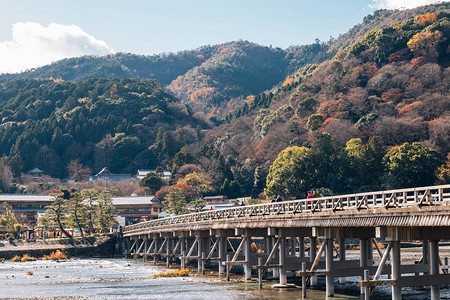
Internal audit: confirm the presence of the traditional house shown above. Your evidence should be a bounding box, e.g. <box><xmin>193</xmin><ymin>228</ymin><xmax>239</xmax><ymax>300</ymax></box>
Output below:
<box><xmin>90</xmin><ymin>167</ymin><xmax>133</xmax><ymax>182</ymax></box>
<box><xmin>0</xmin><ymin>194</ymin><xmax>55</xmax><ymax>230</ymax></box>
<box><xmin>112</xmin><ymin>196</ymin><xmax>163</xmax><ymax>225</ymax></box>
<box><xmin>137</xmin><ymin>169</ymin><xmax>171</xmax><ymax>180</ymax></box>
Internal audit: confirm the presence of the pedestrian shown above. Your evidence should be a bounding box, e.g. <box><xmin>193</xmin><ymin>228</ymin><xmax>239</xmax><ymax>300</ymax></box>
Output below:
<box><xmin>276</xmin><ymin>195</ymin><xmax>282</xmax><ymax>202</ymax></box>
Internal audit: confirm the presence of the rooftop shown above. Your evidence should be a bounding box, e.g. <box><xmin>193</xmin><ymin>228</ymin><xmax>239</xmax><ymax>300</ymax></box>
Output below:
<box><xmin>0</xmin><ymin>194</ymin><xmax>55</xmax><ymax>202</ymax></box>
<box><xmin>112</xmin><ymin>196</ymin><xmax>160</xmax><ymax>206</ymax></box>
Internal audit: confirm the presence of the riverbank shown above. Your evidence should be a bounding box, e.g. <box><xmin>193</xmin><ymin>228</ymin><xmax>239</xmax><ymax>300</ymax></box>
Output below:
<box><xmin>0</xmin><ymin>234</ymin><xmax>117</xmax><ymax>260</ymax></box>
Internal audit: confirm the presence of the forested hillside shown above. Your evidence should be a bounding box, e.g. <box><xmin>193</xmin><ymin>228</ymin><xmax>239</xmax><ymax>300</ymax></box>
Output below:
<box><xmin>0</xmin><ymin>41</ymin><xmax>332</xmax><ymax>117</ymax></box>
<box><xmin>210</xmin><ymin>9</ymin><xmax>450</xmax><ymax>197</ymax></box>
<box><xmin>0</xmin><ymin>78</ymin><xmax>206</xmax><ymax>178</ymax></box>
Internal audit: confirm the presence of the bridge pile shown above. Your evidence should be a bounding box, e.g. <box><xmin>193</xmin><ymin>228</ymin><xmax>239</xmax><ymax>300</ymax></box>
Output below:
<box><xmin>123</xmin><ymin>184</ymin><xmax>450</xmax><ymax>300</ymax></box>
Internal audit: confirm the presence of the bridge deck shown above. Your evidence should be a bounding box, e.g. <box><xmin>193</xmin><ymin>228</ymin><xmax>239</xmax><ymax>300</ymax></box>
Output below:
<box><xmin>124</xmin><ymin>185</ymin><xmax>450</xmax><ymax>236</ymax></box>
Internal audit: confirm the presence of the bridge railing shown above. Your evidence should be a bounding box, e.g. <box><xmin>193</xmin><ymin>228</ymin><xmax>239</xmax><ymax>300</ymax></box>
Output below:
<box><xmin>124</xmin><ymin>184</ymin><xmax>450</xmax><ymax>233</ymax></box>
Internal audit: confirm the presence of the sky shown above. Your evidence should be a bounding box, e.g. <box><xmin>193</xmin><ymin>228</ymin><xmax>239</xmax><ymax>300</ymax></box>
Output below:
<box><xmin>0</xmin><ymin>0</ymin><xmax>445</xmax><ymax>74</ymax></box>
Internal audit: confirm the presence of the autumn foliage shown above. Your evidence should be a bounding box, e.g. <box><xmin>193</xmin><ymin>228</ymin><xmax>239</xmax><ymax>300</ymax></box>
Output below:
<box><xmin>407</xmin><ymin>30</ymin><xmax>443</xmax><ymax>57</ymax></box>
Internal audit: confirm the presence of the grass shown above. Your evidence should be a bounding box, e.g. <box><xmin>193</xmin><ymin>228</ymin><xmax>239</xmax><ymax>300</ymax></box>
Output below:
<box><xmin>42</xmin><ymin>250</ymin><xmax>68</xmax><ymax>261</ymax></box>
<box><xmin>153</xmin><ymin>269</ymin><xmax>189</xmax><ymax>278</ymax></box>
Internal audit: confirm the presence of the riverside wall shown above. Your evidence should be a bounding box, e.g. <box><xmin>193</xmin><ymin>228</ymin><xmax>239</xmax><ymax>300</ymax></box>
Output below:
<box><xmin>0</xmin><ymin>234</ymin><xmax>118</xmax><ymax>260</ymax></box>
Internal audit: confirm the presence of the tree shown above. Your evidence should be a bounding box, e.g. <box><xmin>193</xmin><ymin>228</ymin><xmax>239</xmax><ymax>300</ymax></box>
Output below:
<box><xmin>67</xmin><ymin>190</ymin><xmax>88</xmax><ymax>237</ymax></box>
<box><xmin>177</xmin><ymin>172</ymin><xmax>213</xmax><ymax>198</ymax></box>
<box><xmin>407</xmin><ymin>30</ymin><xmax>444</xmax><ymax>58</ymax></box>
<box><xmin>80</xmin><ymin>189</ymin><xmax>98</xmax><ymax>235</ymax></box>
<box><xmin>40</xmin><ymin>191</ymin><xmax>72</xmax><ymax>238</ymax></box>
<box><xmin>384</xmin><ymin>142</ymin><xmax>444</xmax><ymax>188</ymax></box>
<box><xmin>8</xmin><ymin>154</ymin><xmax>23</xmax><ymax>178</ymax></box>
<box><xmin>67</xmin><ymin>160</ymin><xmax>92</xmax><ymax>181</ymax></box>
<box><xmin>139</xmin><ymin>172</ymin><xmax>163</xmax><ymax>194</ymax></box>
<box><xmin>95</xmin><ymin>191</ymin><xmax>117</xmax><ymax>233</ymax></box>
<box><xmin>163</xmin><ymin>187</ymin><xmax>188</xmax><ymax>215</ymax></box>
<box><xmin>1</xmin><ymin>203</ymin><xmax>21</xmax><ymax>236</ymax></box>
<box><xmin>265</xmin><ymin>146</ymin><xmax>313</xmax><ymax>199</ymax></box>
<box><xmin>307</xmin><ymin>114</ymin><xmax>324</xmax><ymax>131</ymax></box>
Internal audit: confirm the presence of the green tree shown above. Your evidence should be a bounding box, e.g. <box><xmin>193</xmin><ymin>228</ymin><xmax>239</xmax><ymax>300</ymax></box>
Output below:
<box><xmin>8</xmin><ymin>154</ymin><xmax>23</xmax><ymax>178</ymax></box>
<box><xmin>67</xmin><ymin>190</ymin><xmax>88</xmax><ymax>237</ymax></box>
<box><xmin>140</xmin><ymin>172</ymin><xmax>163</xmax><ymax>194</ymax></box>
<box><xmin>384</xmin><ymin>142</ymin><xmax>444</xmax><ymax>188</ymax></box>
<box><xmin>80</xmin><ymin>189</ymin><xmax>98</xmax><ymax>235</ymax></box>
<box><xmin>40</xmin><ymin>191</ymin><xmax>72</xmax><ymax>238</ymax></box>
<box><xmin>163</xmin><ymin>187</ymin><xmax>188</xmax><ymax>215</ymax></box>
<box><xmin>307</xmin><ymin>114</ymin><xmax>324</xmax><ymax>131</ymax></box>
<box><xmin>265</xmin><ymin>146</ymin><xmax>313</xmax><ymax>199</ymax></box>
<box><xmin>95</xmin><ymin>191</ymin><xmax>117</xmax><ymax>233</ymax></box>
<box><xmin>1</xmin><ymin>203</ymin><xmax>21</xmax><ymax>236</ymax></box>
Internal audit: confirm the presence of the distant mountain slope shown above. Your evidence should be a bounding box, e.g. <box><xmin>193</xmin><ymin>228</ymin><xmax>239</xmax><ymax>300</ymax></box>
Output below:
<box><xmin>0</xmin><ymin>41</ymin><xmax>332</xmax><ymax>117</ymax></box>
<box><xmin>0</xmin><ymin>78</ymin><xmax>205</xmax><ymax>177</ymax></box>
<box><xmin>212</xmin><ymin>9</ymin><xmax>450</xmax><ymax>170</ymax></box>
<box><xmin>0</xmin><ymin>47</ymin><xmax>219</xmax><ymax>85</ymax></box>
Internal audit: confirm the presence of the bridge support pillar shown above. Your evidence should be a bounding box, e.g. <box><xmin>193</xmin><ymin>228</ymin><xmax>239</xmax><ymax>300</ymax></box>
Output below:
<box><xmin>360</xmin><ymin>239</ymin><xmax>369</xmax><ymax>295</ymax></box>
<box><xmin>279</xmin><ymin>236</ymin><xmax>287</xmax><ymax>285</ymax></box>
<box><xmin>423</xmin><ymin>240</ymin><xmax>430</xmax><ymax>275</ymax></box>
<box><xmin>310</xmin><ymin>237</ymin><xmax>317</xmax><ymax>286</ymax></box>
<box><xmin>143</xmin><ymin>237</ymin><xmax>148</xmax><ymax>262</ymax></box>
<box><xmin>198</xmin><ymin>237</ymin><xmax>204</xmax><ymax>273</ymax></box>
<box><xmin>299</xmin><ymin>237</ymin><xmax>305</xmax><ymax>258</ymax></box>
<box><xmin>272</xmin><ymin>237</ymin><xmax>279</xmax><ymax>278</ymax></box>
<box><xmin>392</xmin><ymin>240</ymin><xmax>402</xmax><ymax>300</ymax></box>
<box><xmin>326</xmin><ymin>238</ymin><xmax>334</xmax><ymax>297</ymax></box>
<box><xmin>218</xmin><ymin>235</ymin><xmax>226</xmax><ymax>275</ymax></box>
<box><xmin>430</xmin><ymin>240</ymin><xmax>440</xmax><ymax>300</ymax></box>
<box><xmin>339</xmin><ymin>238</ymin><xmax>346</xmax><ymax>284</ymax></box>
<box><xmin>244</xmin><ymin>234</ymin><xmax>252</xmax><ymax>280</ymax></box>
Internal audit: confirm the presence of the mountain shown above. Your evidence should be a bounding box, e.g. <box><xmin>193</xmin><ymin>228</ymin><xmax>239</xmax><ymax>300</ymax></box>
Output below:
<box><xmin>210</xmin><ymin>8</ymin><xmax>450</xmax><ymax>189</ymax></box>
<box><xmin>0</xmin><ymin>41</ymin><xmax>332</xmax><ymax>117</ymax></box>
<box><xmin>0</xmin><ymin>78</ymin><xmax>206</xmax><ymax>178</ymax></box>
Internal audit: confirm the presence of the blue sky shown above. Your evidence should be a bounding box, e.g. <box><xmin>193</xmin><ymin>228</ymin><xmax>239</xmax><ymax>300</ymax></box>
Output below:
<box><xmin>0</xmin><ymin>0</ymin><xmax>443</xmax><ymax>73</ymax></box>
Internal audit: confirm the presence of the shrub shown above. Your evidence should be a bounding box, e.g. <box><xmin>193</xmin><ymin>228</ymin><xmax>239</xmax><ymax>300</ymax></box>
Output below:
<box><xmin>20</xmin><ymin>254</ymin><xmax>36</xmax><ymax>262</ymax></box>
<box><xmin>42</xmin><ymin>250</ymin><xmax>68</xmax><ymax>261</ymax></box>
<box><xmin>153</xmin><ymin>269</ymin><xmax>189</xmax><ymax>278</ymax></box>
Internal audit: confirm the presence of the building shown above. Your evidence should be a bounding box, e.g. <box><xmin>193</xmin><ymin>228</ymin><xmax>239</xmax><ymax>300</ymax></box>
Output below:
<box><xmin>0</xmin><ymin>194</ymin><xmax>55</xmax><ymax>230</ymax></box>
<box><xmin>137</xmin><ymin>169</ymin><xmax>171</xmax><ymax>180</ymax></box>
<box><xmin>203</xmin><ymin>195</ymin><xmax>228</xmax><ymax>203</ymax></box>
<box><xmin>112</xmin><ymin>196</ymin><xmax>164</xmax><ymax>225</ymax></box>
<box><xmin>90</xmin><ymin>167</ymin><xmax>133</xmax><ymax>182</ymax></box>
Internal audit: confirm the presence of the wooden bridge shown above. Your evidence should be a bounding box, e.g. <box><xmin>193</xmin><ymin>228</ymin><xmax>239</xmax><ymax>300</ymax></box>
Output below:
<box><xmin>123</xmin><ymin>184</ymin><xmax>450</xmax><ymax>299</ymax></box>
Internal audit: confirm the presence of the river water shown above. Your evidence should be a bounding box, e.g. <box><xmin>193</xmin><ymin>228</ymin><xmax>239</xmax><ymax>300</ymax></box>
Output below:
<box><xmin>0</xmin><ymin>258</ymin><xmax>448</xmax><ymax>299</ymax></box>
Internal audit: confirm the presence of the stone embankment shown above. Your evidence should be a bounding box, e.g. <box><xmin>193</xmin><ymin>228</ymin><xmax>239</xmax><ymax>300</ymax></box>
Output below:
<box><xmin>0</xmin><ymin>234</ymin><xmax>119</xmax><ymax>259</ymax></box>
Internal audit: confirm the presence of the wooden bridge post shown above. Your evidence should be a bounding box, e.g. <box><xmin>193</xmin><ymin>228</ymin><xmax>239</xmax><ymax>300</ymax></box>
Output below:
<box><xmin>430</xmin><ymin>240</ymin><xmax>440</xmax><ymax>300</ymax></box>
<box><xmin>143</xmin><ymin>237</ymin><xmax>148</xmax><ymax>262</ymax></box>
<box><xmin>360</xmin><ymin>239</ymin><xmax>369</xmax><ymax>295</ymax></box>
<box><xmin>310</xmin><ymin>236</ymin><xmax>317</xmax><ymax>286</ymax></box>
<box><xmin>279</xmin><ymin>235</ymin><xmax>287</xmax><ymax>286</ymax></box>
<box><xmin>299</xmin><ymin>237</ymin><xmax>305</xmax><ymax>258</ymax></box>
<box><xmin>326</xmin><ymin>238</ymin><xmax>334</xmax><ymax>297</ymax></box>
<box><xmin>166</xmin><ymin>236</ymin><xmax>170</xmax><ymax>268</ymax></box>
<box><xmin>153</xmin><ymin>237</ymin><xmax>159</xmax><ymax>265</ymax></box>
<box><xmin>423</xmin><ymin>240</ymin><xmax>430</xmax><ymax>275</ymax></box>
<box><xmin>218</xmin><ymin>234</ymin><xmax>226</xmax><ymax>275</ymax></box>
<box><xmin>243</xmin><ymin>231</ymin><xmax>252</xmax><ymax>280</ymax></box>
<box><xmin>392</xmin><ymin>240</ymin><xmax>402</xmax><ymax>300</ymax></box>
<box><xmin>198</xmin><ymin>237</ymin><xmax>204</xmax><ymax>273</ymax></box>
<box><xmin>339</xmin><ymin>238</ymin><xmax>346</xmax><ymax>284</ymax></box>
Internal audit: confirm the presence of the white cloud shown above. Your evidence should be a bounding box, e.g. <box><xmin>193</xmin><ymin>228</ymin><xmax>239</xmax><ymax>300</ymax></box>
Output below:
<box><xmin>0</xmin><ymin>22</ymin><xmax>114</xmax><ymax>74</ymax></box>
<box><xmin>371</xmin><ymin>0</ymin><xmax>443</xmax><ymax>9</ymax></box>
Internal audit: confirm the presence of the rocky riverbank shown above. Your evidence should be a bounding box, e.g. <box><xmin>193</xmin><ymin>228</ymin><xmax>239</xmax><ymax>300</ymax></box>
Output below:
<box><xmin>0</xmin><ymin>234</ymin><xmax>118</xmax><ymax>260</ymax></box>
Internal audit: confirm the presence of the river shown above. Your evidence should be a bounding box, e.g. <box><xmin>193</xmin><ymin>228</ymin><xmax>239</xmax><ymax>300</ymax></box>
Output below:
<box><xmin>0</xmin><ymin>258</ymin><xmax>447</xmax><ymax>299</ymax></box>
